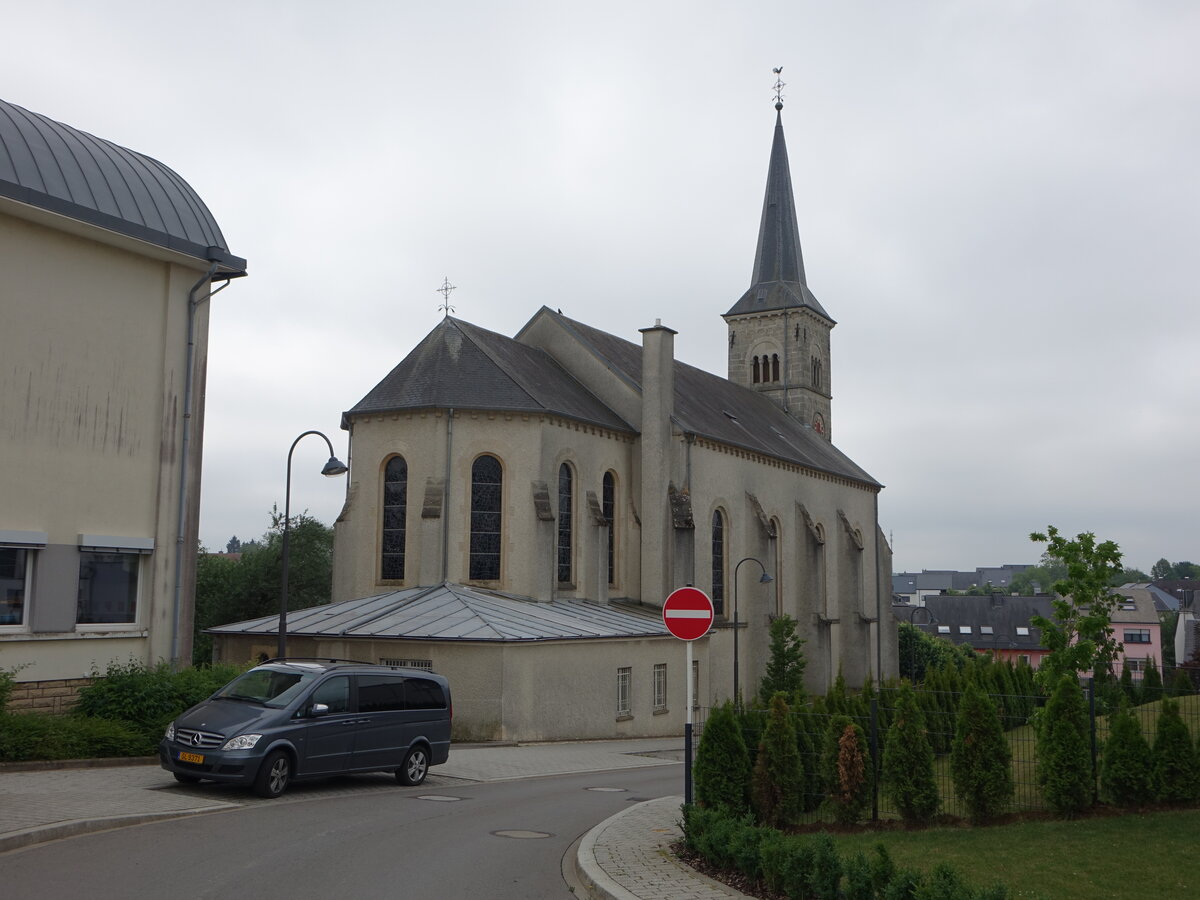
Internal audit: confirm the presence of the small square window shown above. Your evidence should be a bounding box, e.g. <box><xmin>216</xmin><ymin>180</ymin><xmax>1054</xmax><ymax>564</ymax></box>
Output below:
<box><xmin>1016</xmin><ymin>626</ymin><xmax>1030</xmax><ymax>636</ymax></box>
<box><xmin>77</xmin><ymin>551</ymin><xmax>139</xmax><ymax>624</ymax></box>
<box><xmin>959</xmin><ymin>626</ymin><xmax>972</xmax><ymax>635</ymax></box>
<box><xmin>980</xmin><ymin>625</ymin><xmax>994</xmax><ymax>635</ymax></box>
<box><xmin>937</xmin><ymin>625</ymin><xmax>950</xmax><ymax>634</ymax></box>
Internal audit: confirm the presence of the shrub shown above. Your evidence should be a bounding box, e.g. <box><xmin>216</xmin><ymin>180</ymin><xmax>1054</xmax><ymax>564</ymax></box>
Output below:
<box><xmin>883</xmin><ymin>868</ymin><xmax>922</xmax><ymax>900</ymax></box>
<box><xmin>694</xmin><ymin>701</ymin><xmax>752</xmax><ymax>815</ymax></box>
<box><xmin>823</xmin><ymin>716</ymin><xmax>872</xmax><ymax>825</ymax></box>
<box><xmin>950</xmin><ymin>680</ymin><xmax>1013</xmax><ymax>823</ymax></box>
<box><xmin>807</xmin><ymin>832</ymin><xmax>843</xmax><ymax>900</ymax></box>
<box><xmin>1100</xmin><ymin>701</ymin><xmax>1152</xmax><ymax>807</ymax></box>
<box><xmin>757</xmin><ymin>829</ymin><xmax>794</xmax><ymax>895</ymax></box>
<box><xmin>1037</xmin><ymin>675</ymin><xmax>1093</xmax><ymax>816</ymax></box>
<box><xmin>1141</xmin><ymin>658</ymin><xmax>1163</xmax><ymax>704</ymax></box>
<box><xmin>751</xmin><ymin>693</ymin><xmax>804</xmax><ymax>827</ymax></box>
<box><xmin>843</xmin><ymin>851</ymin><xmax>873</xmax><ymax>900</ymax></box>
<box><xmin>0</xmin><ymin>712</ymin><xmax>147</xmax><ymax>760</ymax></box>
<box><xmin>1167</xmin><ymin>666</ymin><xmax>1194</xmax><ymax>697</ymax></box>
<box><xmin>882</xmin><ymin>682</ymin><xmax>940</xmax><ymax>823</ymax></box>
<box><xmin>1152</xmin><ymin>696</ymin><xmax>1200</xmax><ymax>804</ymax></box>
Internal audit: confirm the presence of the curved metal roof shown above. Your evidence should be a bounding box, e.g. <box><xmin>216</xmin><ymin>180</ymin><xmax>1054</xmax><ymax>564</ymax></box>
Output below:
<box><xmin>0</xmin><ymin>98</ymin><xmax>245</xmax><ymax>273</ymax></box>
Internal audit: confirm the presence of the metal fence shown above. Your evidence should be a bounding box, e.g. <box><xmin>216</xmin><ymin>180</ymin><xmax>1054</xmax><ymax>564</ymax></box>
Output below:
<box><xmin>691</xmin><ymin>681</ymin><xmax>1200</xmax><ymax>823</ymax></box>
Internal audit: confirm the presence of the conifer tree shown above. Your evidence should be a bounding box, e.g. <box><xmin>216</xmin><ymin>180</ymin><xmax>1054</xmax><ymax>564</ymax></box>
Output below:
<box><xmin>1167</xmin><ymin>666</ymin><xmax>1193</xmax><ymax>697</ymax></box>
<box><xmin>1100</xmin><ymin>701</ymin><xmax>1153</xmax><ymax>807</ymax></box>
<box><xmin>1151</xmin><ymin>696</ymin><xmax>1200</xmax><ymax>804</ymax></box>
<box><xmin>751</xmin><ymin>693</ymin><xmax>804</xmax><ymax>827</ymax></box>
<box><xmin>1119</xmin><ymin>664</ymin><xmax>1138</xmax><ymax>706</ymax></box>
<box><xmin>950</xmin><ymin>680</ymin><xmax>1014</xmax><ymax>823</ymax></box>
<box><xmin>1141</xmin><ymin>658</ymin><xmax>1163</xmax><ymax>704</ymax></box>
<box><xmin>1037</xmin><ymin>674</ymin><xmax>1093</xmax><ymax>816</ymax></box>
<box><xmin>693</xmin><ymin>701</ymin><xmax>751</xmax><ymax>814</ymax></box>
<box><xmin>758</xmin><ymin>615</ymin><xmax>807</xmax><ymax>705</ymax></box>
<box><xmin>881</xmin><ymin>682</ymin><xmax>939</xmax><ymax>823</ymax></box>
<box><xmin>822</xmin><ymin>715</ymin><xmax>872</xmax><ymax>825</ymax></box>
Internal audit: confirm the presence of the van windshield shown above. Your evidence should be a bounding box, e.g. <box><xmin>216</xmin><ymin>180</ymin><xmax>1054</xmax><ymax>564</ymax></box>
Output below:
<box><xmin>215</xmin><ymin>668</ymin><xmax>316</xmax><ymax>708</ymax></box>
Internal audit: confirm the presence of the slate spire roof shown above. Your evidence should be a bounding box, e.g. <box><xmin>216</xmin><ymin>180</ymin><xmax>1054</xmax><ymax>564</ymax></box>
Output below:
<box><xmin>724</xmin><ymin>108</ymin><xmax>830</xmax><ymax>322</ymax></box>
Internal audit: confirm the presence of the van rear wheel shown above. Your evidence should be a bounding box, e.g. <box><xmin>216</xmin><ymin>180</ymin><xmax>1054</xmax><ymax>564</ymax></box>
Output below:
<box><xmin>253</xmin><ymin>750</ymin><xmax>291</xmax><ymax>798</ymax></box>
<box><xmin>397</xmin><ymin>746</ymin><xmax>429</xmax><ymax>786</ymax></box>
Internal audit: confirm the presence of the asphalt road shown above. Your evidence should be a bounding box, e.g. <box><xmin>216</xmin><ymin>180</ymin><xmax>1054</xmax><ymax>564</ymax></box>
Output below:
<box><xmin>2</xmin><ymin>765</ymin><xmax>681</xmax><ymax>899</ymax></box>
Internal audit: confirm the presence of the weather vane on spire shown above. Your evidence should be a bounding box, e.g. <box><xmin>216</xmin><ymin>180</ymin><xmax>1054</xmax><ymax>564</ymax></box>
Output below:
<box><xmin>772</xmin><ymin>67</ymin><xmax>785</xmax><ymax>111</ymax></box>
<box><xmin>436</xmin><ymin>276</ymin><xmax>457</xmax><ymax>317</ymax></box>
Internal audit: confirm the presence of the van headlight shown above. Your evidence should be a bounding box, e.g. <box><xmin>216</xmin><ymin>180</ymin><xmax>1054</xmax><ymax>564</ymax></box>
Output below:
<box><xmin>164</xmin><ymin>722</ymin><xmax>175</xmax><ymax>741</ymax></box>
<box><xmin>222</xmin><ymin>734</ymin><xmax>263</xmax><ymax>751</ymax></box>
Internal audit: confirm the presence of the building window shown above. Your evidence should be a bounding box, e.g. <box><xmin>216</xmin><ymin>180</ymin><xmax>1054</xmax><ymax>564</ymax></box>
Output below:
<box><xmin>381</xmin><ymin>455</ymin><xmax>407</xmax><ymax>580</ymax></box>
<box><xmin>811</xmin><ymin>357</ymin><xmax>822</xmax><ymax>389</ymax></box>
<box><xmin>653</xmin><ymin>663</ymin><xmax>667</xmax><ymax>712</ymax></box>
<box><xmin>752</xmin><ymin>356</ymin><xmax>761</xmax><ymax>384</ymax></box>
<box><xmin>1019</xmin><ymin>654</ymin><xmax>1031</xmax><ymax>666</ymax></box>
<box><xmin>603</xmin><ymin>472</ymin><xmax>616</xmax><ymax>586</ymax></box>
<box><xmin>557</xmin><ymin>462</ymin><xmax>574</xmax><ymax>584</ymax></box>
<box><xmin>77</xmin><ymin>551</ymin><xmax>139</xmax><ymax>624</ymax></box>
<box><xmin>0</xmin><ymin>547</ymin><xmax>30</xmax><ymax>626</ymax></box>
<box><xmin>711</xmin><ymin>509</ymin><xmax>726</xmax><ymax>616</ymax></box>
<box><xmin>617</xmin><ymin>667</ymin><xmax>631</xmax><ymax>717</ymax></box>
<box><xmin>980</xmin><ymin>625</ymin><xmax>994</xmax><ymax>635</ymax></box>
<box><xmin>469</xmin><ymin>455</ymin><xmax>503</xmax><ymax>580</ymax></box>
<box><xmin>959</xmin><ymin>626</ymin><xmax>972</xmax><ymax>635</ymax></box>
<box><xmin>937</xmin><ymin>625</ymin><xmax>950</xmax><ymax>634</ymax></box>
<box><xmin>1125</xmin><ymin>658</ymin><xmax>1146</xmax><ymax>673</ymax></box>
<box><xmin>771</xmin><ymin>353</ymin><xmax>780</xmax><ymax>382</ymax></box>
<box><xmin>379</xmin><ymin>658</ymin><xmax>433</xmax><ymax>671</ymax></box>
<box><xmin>1124</xmin><ymin>629</ymin><xmax>1151</xmax><ymax>644</ymax></box>
<box><xmin>1016</xmin><ymin>626</ymin><xmax>1030</xmax><ymax>636</ymax></box>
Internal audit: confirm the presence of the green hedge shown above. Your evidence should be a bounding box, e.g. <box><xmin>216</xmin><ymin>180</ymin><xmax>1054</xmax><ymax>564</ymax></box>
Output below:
<box><xmin>0</xmin><ymin>713</ymin><xmax>147</xmax><ymax>761</ymax></box>
<box><xmin>681</xmin><ymin>804</ymin><xmax>1009</xmax><ymax>900</ymax></box>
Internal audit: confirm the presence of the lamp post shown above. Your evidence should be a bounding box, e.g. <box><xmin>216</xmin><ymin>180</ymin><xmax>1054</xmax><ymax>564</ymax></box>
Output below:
<box><xmin>278</xmin><ymin>430</ymin><xmax>348</xmax><ymax>659</ymax></box>
<box><xmin>732</xmin><ymin>556</ymin><xmax>773</xmax><ymax>707</ymax></box>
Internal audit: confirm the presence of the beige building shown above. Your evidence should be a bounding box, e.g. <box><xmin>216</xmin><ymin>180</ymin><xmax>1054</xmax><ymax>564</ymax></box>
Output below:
<box><xmin>212</xmin><ymin>105</ymin><xmax>894</xmax><ymax>740</ymax></box>
<box><xmin>0</xmin><ymin>98</ymin><xmax>246</xmax><ymax>707</ymax></box>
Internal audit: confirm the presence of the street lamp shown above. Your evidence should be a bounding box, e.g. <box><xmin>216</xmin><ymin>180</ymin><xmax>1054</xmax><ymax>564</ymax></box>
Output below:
<box><xmin>732</xmin><ymin>556</ymin><xmax>773</xmax><ymax>707</ymax></box>
<box><xmin>278</xmin><ymin>430</ymin><xmax>348</xmax><ymax>659</ymax></box>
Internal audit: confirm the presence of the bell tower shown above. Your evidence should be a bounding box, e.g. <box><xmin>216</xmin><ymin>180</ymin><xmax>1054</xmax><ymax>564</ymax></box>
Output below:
<box><xmin>723</xmin><ymin>77</ymin><xmax>835</xmax><ymax>440</ymax></box>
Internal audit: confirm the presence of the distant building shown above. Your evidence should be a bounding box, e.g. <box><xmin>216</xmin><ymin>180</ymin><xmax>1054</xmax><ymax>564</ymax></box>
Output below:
<box><xmin>0</xmin><ymin>98</ymin><xmax>245</xmax><ymax>709</ymax></box>
<box><xmin>212</xmin><ymin>102</ymin><xmax>897</xmax><ymax>741</ymax></box>
<box><xmin>892</xmin><ymin>564</ymin><xmax>1033</xmax><ymax>605</ymax></box>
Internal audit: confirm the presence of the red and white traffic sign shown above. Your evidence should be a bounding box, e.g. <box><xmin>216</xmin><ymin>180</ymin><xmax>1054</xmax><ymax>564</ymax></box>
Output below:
<box><xmin>662</xmin><ymin>587</ymin><xmax>715</xmax><ymax>641</ymax></box>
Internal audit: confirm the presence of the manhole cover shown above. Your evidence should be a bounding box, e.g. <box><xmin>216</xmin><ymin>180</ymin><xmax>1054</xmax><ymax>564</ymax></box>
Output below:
<box><xmin>586</xmin><ymin>787</ymin><xmax>627</xmax><ymax>792</ymax></box>
<box><xmin>493</xmin><ymin>830</ymin><xmax>552</xmax><ymax>839</ymax></box>
<box><xmin>416</xmin><ymin>795</ymin><xmax>464</xmax><ymax>802</ymax></box>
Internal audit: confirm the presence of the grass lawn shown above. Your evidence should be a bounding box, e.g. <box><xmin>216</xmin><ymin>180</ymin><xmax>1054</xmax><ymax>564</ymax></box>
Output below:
<box><xmin>826</xmin><ymin>807</ymin><xmax>1200</xmax><ymax>899</ymax></box>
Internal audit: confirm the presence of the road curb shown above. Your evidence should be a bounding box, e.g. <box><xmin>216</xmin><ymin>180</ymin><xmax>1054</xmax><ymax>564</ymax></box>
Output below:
<box><xmin>575</xmin><ymin>799</ymin><xmax>648</xmax><ymax>900</ymax></box>
<box><xmin>0</xmin><ymin>804</ymin><xmax>237</xmax><ymax>855</ymax></box>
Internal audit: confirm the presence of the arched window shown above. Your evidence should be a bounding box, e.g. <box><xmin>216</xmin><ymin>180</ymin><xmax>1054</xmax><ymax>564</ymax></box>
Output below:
<box><xmin>711</xmin><ymin>509</ymin><xmax>726</xmax><ymax>616</ymax></box>
<box><xmin>557</xmin><ymin>462</ymin><xmax>574</xmax><ymax>584</ymax></box>
<box><xmin>469</xmin><ymin>455</ymin><xmax>503</xmax><ymax>580</ymax></box>
<box><xmin>771</xmin><ymin>353</ymin><xmax>780</xmax><ymax>382</ymax></box>
<box><xmin>752</xmin><ymin>356</ymin><xmax>761</xmax><ymax>384</ymax></box>
<box><xmin>381</xmin><ymin>455</ymin><xmax>407</xmax><ymax>580</ymax></box>
<box><xmin>603</xmin><ymin>471</ymin><xmax>616</xmax><ymax>586</ymax></box>
<box><xmin>812</xmin><ymin>357</ymin><xmax>822</xmax><ymax>389</ymax></box>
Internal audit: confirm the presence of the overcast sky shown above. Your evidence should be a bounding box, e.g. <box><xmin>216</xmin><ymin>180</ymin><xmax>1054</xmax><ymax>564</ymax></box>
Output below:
<box><xmin>6</xmin><ymin>2</ymin><xmax>1197</xmax><ymax>574</ymax></box>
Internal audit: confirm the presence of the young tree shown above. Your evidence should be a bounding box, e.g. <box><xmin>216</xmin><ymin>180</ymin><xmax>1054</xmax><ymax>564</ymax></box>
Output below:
<box><xmin>758</xmin><ymin>615</ymin><xmax>807</xmax><ymax>705</ymax></box>
<box><xmin>693</xmin><ymin>701</ymin><xmax>752</xmax><ymax>814</ymax></box>
<box><xmin>1119</xmin><ymin>663</ymin><xmax>1139</xmax><ymax>706</ymax></box>
<box><xmin>1037</xmin><ymin>675</ymin><xmax>1093</xmax><ymax>816</ymax></box>
<box><xmin>751</xmin><ymin>693</ymin><xmax>804</xmax><ymax>827</ymax></box>
<box><xmin>1151</xmin><ymin>697</ymin><xmax>1200</xmax><ymax>805</ymax></box>
<box><xmin>1029</xmin><ymin>526</ymin><xmax>1126</xmax><ymax>690</ymax></box>
<box><xmin>1141</xmin><ymin>658</ymin><xmax>1163</xmax><ymax>704</ymax></box>
<box><xmin>950</xmin><ymin>680</ymin><xmax>1014</xmax><ymax>823</ymax></box>
<box><xmin>881</xmin><ymin>682</ymin><xmax>939</xmax><ymax>824</ymax></box>
<box><xmin>822</xmin><ymin>716</ymin><xmax>872</xmax><ymax>825</ymax></box>
<box><xmin>1100</xmin><ymin>701</ymin><xmax>1152</xmax><ymax>807</ymax></box>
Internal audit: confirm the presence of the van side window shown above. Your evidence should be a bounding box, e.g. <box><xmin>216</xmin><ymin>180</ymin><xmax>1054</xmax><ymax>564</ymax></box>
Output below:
<box><xmin>405</xmin><ymin>678</ymin><xmax>446</xmax><ymax>710</ymax></box>
<box><xmin>358</xmin><ymin>675</ymin><xmax>406</xmax><ymax>712</ymax></box>
<box><xmin>311</xmin><ymin>675</ymin><xmax>350</xmax><ymax>713</ymax></box>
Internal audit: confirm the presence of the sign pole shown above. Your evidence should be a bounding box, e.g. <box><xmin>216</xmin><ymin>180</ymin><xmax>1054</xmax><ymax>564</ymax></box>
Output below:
<box><xmin>663</xmin><ymin>586</ymin><xmax>713</xmax><ymax>808</ymax></box>
<box><xmin>684</xmin><ymin>638</ymin><xmax>694</xmax><ymax>806</ymax></box>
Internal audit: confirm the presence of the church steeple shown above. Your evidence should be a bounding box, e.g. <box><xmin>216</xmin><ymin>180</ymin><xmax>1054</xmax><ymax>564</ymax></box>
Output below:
<box><xmin>724</xmin><ymin>77</ymin><xmax>835</xmax><ymax>440</ymax></box>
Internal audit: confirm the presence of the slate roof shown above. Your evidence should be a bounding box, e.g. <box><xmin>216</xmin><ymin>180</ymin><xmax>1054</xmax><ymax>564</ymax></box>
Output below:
<box><xmin>915</xmin><ymin>595</ymin><xmax>1054</xmax><ymax>653</ymax></box>
<box><xmin>724</xmin><ymin>109</ymin><xmax>830</xmax><ymax>321</ymax></box>
<box><xmin>547</xmin><ymin>311</ymin><xmax>880</xmax><ymax>488</ymax></box>
<box><xmin>208</xmin><ymin>581</ymin><xmax>671</xmax><ymax>642</ymax></box>
<box><xmin>0</xmin><ymin>98</ymin><xmax>245</xmax><ymax>273</ymax></box>
<box><xmin>345</xmin><ymin>317</ymin><xmax>633</xmax><ymax>433</ymax></box>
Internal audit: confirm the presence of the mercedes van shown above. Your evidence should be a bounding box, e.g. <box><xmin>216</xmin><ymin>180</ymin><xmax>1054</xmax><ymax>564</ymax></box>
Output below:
<box><xmin>159</xmin><ymin>659</ymin><xmax>451</xmax><ymax>798</ymax></box>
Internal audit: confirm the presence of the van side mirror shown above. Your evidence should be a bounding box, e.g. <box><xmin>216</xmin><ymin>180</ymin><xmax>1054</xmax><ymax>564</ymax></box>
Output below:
<box><xmin>309</xmin><ymin>702</ymin><xmax>331</xmax><ymax>718</ymax></box>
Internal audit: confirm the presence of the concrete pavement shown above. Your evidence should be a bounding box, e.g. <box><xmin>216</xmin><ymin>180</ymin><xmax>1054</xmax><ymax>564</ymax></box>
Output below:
<box><xmin>0</xmin><ymin>739</ymin><xmax>746</xmax><ymax>899</ymax></box>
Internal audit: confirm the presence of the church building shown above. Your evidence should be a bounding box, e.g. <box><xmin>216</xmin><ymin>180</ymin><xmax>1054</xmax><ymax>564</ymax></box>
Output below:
<box><xmin>211</xmin><ymin>103</ymin><xmax>895</xmax><ymax>741</ymax></box>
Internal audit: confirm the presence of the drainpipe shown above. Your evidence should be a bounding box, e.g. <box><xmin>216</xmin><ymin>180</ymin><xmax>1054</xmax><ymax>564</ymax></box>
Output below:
<box><xmin>874</xmin><ymin>491</ymin><xmax>883</xmax><ymax>687</ymax></box>
<box><xmin>442</xmin><ymin>409</ymin><xmax>454</xmax><ymax>582</ymax></box>
<box><xmin>171</xmin><ymin>260</ymin><xmax>233</xmax><ymax>667</ymax></box>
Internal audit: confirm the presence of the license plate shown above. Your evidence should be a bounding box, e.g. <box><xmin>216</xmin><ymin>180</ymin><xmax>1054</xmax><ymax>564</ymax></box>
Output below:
<box><xmin>178</xmin><ymin>751</ymin><xmax>204</xmax><ymax>765</ymax></box>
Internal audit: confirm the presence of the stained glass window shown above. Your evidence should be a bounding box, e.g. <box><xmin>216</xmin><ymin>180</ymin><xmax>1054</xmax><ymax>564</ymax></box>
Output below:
<box><xmin>603</xmin><ymin>471</ymin><xmax>616</xmax><ymax>586</ymax></box>
<box><xmin>470</xmin><ymin>454</ymin><xmax>503</xmax><ymax>580</ymax></box>
<box><xmin>381</xmin><ymin>455</ymin><xmax>407</xmax><ymax>580</ymax></box>
<box><xmin>557</xmin><ymin>463</ymin><xmax>573</xmax><ymax>584</ymax></box>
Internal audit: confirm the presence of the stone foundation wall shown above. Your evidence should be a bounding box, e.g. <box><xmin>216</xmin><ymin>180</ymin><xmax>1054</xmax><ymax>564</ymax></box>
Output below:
<box><xmin>5</xmin><ymin>678</ymin><xmax>93</xmax><ymax>715</ymax></box>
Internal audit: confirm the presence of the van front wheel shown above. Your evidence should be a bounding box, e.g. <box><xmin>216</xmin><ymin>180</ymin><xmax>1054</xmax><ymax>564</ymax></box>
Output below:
<box><xmin>253</xmin><ymin>750</ymin><xmax>291</xmax><ymax>798</ymax></box>
<box><xmin>398</xmin><ymin>746</ymin><xmax>429</xmax><ymax>786</ymax></box>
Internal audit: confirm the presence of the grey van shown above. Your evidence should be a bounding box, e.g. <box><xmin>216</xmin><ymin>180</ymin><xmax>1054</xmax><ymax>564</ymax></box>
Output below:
<box><xmin>158</xmin><ymin>659</ymin><xmax>451</xmax><ymax>798</ymax></box>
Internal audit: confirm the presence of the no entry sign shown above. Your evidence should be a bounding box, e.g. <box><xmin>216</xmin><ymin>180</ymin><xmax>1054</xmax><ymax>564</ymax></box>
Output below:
<box><xmin>662</xmin><ymin>587</ymin><xmax>715</xmax><ymax>641</ymax></box>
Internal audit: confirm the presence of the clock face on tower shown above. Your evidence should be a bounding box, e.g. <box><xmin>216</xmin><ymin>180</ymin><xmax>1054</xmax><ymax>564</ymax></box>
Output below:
<box><xmin>813</xmin><ymin>413</ymin><xmax>825</xmax><ymax>435</ymax></box>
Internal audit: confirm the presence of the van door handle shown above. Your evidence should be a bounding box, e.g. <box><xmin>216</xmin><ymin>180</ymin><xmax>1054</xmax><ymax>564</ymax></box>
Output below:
<box><xmin>356</xmin><ymin>718</ymin><xmax>371</xmax><ymax>724</ymax></box>
<box><xmin>341</xmin><ymin>720</ymin><xmax>355</xmax><ymax>726</ymax></box>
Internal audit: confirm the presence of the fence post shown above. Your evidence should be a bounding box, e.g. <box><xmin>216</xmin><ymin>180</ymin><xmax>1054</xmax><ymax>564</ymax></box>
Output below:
<box><xmin>1087</xmin><ymin>676</ymin><xmax>1098</xmax><ymax>803</ymax></box>
<box><xmin>870</xmin><ymin>696</ymin><xmax>879</xmax><ymax>822</ymax></box>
